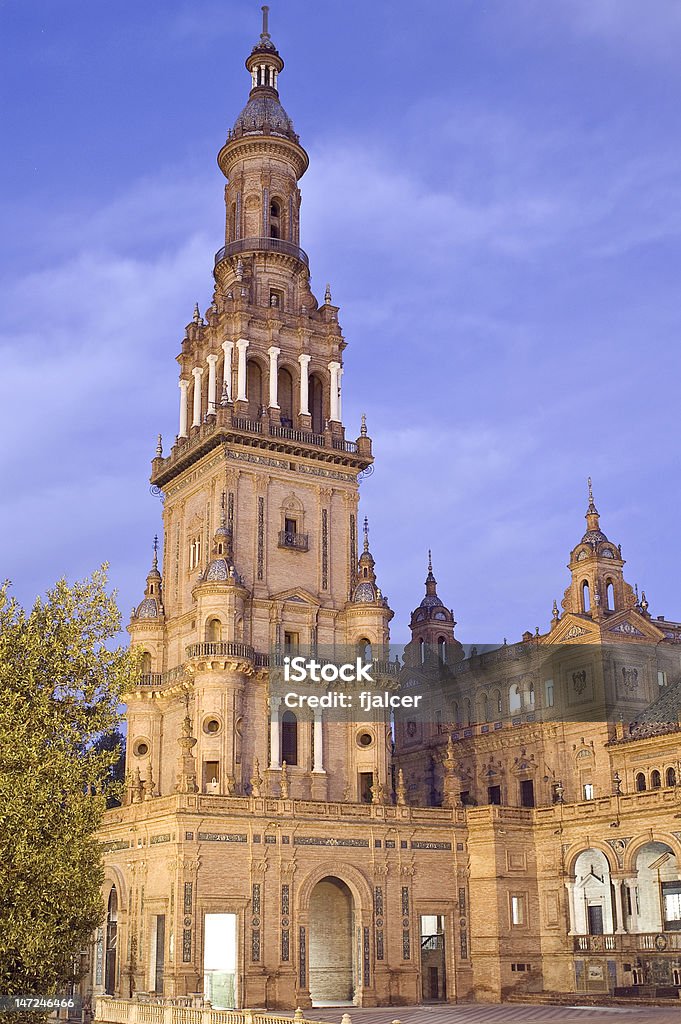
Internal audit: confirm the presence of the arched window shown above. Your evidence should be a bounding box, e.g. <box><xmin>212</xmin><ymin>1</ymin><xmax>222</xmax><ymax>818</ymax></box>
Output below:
<box><xmin>527</xmin><ymin>683</ymin><xmax>535</xmax><ymax>707</ymax></box>
<box><xmin>230</xmin><ymin>201</ymin><xmax>238</xmax><ymax>241</ymax></box>
<box><xmin>105</xmin><ymin>887</ymin><xmax>118</xmax><ymax>995</ymax></box>
<box><xmin>357</xmin><ymin>638</ymin><xmax>372</xmax><ymax>662</ymax></box>
<box><xmin>246</xmin><ymin>359</ymin><xmax>263</xmax><ymax>420</ymax></box>
<box><xmin>635</xmin><ymin>772</ymin><xmax>647</xmax><ymax>792</ymax></box>
<box><xmin>545</xmin><ymin>679</ymin><xmax>555</xmax><ymax>708</ymax></box>
<box><xmin>509</xmin><ymin>684</ymin><xmax>522</xmax><ymax>714</ymax></box>
<box><xmin>481</xmin><ymin>694</ymin><xmax>489</xmax><ymax>723</ymax></box>
<box><xmin>141</xmin><ymin>651</ymin><xmax>152</xmax><ymax>675</ymax></box>
<box><xmin>438</xmin><ymin>636</ymin><xmax>447</xmax><ymax>663</ymax></box>
<box><xmin>666</xmin><ymin>767</ymin><xmax>677</xmax><ymax>787</ymax></box>
<box><xmin>270</xmin><ymin>199</ymin><xmax>281</xmax><ymax>238</ymax></box>
<box><xmin>464</xmin><ymin>698</ymin><xmax>472</xmax><ymax>727</ymax></box>
<box><xmin>309</xmin><ymin>373</ymin><xmax>324</xmax><ymax>434</ymax></box>
<box><xmin>651</xmin><ymin>769</ymin><xmax>661</xmax><ymax>789</ymax></box>
<box><xmin>205</xmin><ymin>618</ymin><xmax>222</xmax><ymax>643</ymax></box>
<box><xmin>278</xmin><ymin>367</ymin><xmax>294</xmax><ymax>425</ymax></box>
<box><xmin>492</xmin><ymin>689</ymin><xmax>502</xmax><ymax>717</ymax></box>
<box><xmin>281</xmin><ymin>710</ymin><xmax>298</xmax><ymax>766</ymax></box>
<box><xmin>419</xmin><ymin>638</ymin><xmax>425</xmax><ymax>665</ymax></box>
<box><xmin>582</xmin><ymin>581</ymin><xmax>591</xmax><ymax>613</ymax></box>
<box><xmin>605</xmin><ymin>580</ymin><xmax>615</xmax><ymax>612</ymax></box>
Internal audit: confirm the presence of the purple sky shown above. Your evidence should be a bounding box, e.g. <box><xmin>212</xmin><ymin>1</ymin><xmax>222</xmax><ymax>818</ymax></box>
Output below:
<box><xmin>2</xmin><ymin>0</ymin><xmax>680</xmax><ymax>643</ymax></box>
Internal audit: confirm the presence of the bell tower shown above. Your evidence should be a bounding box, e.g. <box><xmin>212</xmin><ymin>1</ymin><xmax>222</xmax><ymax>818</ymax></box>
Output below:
<box><xmin>561</xmin><ymin>479</ymin><xmax>636</xmax><ymax>619</ymax></box>
<box><xmin>126</xmin><ymin>8</ymin><xmax>394</xmax><ymax>805</ymax></box>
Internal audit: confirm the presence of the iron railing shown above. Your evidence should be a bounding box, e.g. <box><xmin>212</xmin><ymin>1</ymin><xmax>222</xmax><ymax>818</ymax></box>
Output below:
<box><xmin>215</xmin><ymin>237</ymin><xmax>309</xmax><ymax>267</ymax></box>
<box><xmin>269</xmin><ymin>424</ymin><xmax>325</xmax><ymax>446</ymax></box>
<box><xmin>278</xmin><ymin>530</ymin><xmax>309</xmax><ymax>551</ymax></box>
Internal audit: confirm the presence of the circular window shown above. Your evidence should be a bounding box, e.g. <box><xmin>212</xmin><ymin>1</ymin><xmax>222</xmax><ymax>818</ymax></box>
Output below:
<box><xmin>133</xmin><ymin>739</ymin><xmax>150</xmax><ymax>758</ymax></box>
<box><xmin>203</xmin><ymin>717</ymin><xmax>221</xmax><ymax>735</ymax></box>
<box><xmin>357</xmin><ymin>731</ymin><xmax>374</xmax><ymax>748</ymax></box>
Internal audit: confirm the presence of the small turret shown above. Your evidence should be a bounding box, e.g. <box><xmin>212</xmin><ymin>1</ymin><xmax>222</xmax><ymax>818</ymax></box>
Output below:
<box><xmin>408</xmin><ymin>551</ymin><xmax>463</xmax><ymax>662</ymax></box>
<box><xmin>132</xmin><ymin>537</ymin><xmax>164</xmax><ymax>620</ymax></box>
<box><xmin>561</xmin><ymin>479</ymin><xmax>636</xmax><ymax>618</ymax></box>
<box><xmin>351</xmin><ymin>518</ymin><xmax>384</xmax><ymax>604</ymax></box>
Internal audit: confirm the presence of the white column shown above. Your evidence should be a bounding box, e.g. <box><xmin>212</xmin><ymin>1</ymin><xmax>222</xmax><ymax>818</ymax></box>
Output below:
<box><xmin>206</xmin><ymin>354</ymin><xmax>218</xmax><ymax>415</ymax></box>
<box><xmin>269</xmin><ymin>700</ymin><xmax>281</xmax><ymax>769</ymax></box>
<box><xmin>236</xmin><ymin>339</ymin><xmax>249</xmax><ymax>402</ymax></box>
<box><xmin>337</xmin><ymin>365</ymin><xmax>343</xmax><ymax>423</ymax></box>
<box><xmin>222</xmin><ymin>341</ymin><xmax>234</xmax><ymax>402</ymax></box>
<box><xmin>613</xmin><ymin>879</ymin><xmax>627</xmax><ymax>934</ymax></box>
<box><xmin>328</xmin><ymin>361</ymin><xmax>340</xmax><ymax>421</ymax></box>
<box><xmin>298</xmin><ymin>354</ymin><xmax>311</xmax><ymax>416</ymax></box>
<box><xmin>178</xmin><ymin>379</ymin><xmax>189</xmax><ymax>438</ymax></box>
<box><xmin>268</xmin><ymin>346</ymin><xmax>281</xmax><ymax>408</ymax></box>
<box><xmin>624</xmin><ymin>880</ymin><xmax>638</xmax><ymax>933</ymax></box>
<box><xmin>191</xmin><ymin>367</ymin><xmax>203</xmax><ymax>427</ymax></box>
<box><xmin>565</xmin><ymin>881</ymin><xmax>577</xmax><ymax>935</ymax></box>
<box><xmin>313</xmin><ymin>712</ymin><xmax>325</xmax><ymax>772</ymax></box>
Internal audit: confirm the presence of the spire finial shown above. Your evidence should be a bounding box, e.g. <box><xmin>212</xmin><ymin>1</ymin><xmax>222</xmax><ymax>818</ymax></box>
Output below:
<box><xmin>325</xmin><ymin>283</ymin><xmax>332</xmax><ymax>305</ymax></box>
<box><xmin>360</xmin><ymin>413</ymin><xmax>367</xmax><ymax>437</ymax></box>
<box><xmin>220</xmin><ymin>491</ymin><xmax>226</xmax><ymax>527</ymax></box>
<box><xmin>428</xmin><ymin>549</ymin><xmax>433</xmax><ymax>574</ymax></box>
<box><xmin>193</xmin><ymin>302</ymin><xmax>200</xmax><ymax>324</ymax></box>
<box><xmin>586</xmin><ymin>476</ymin><xmax>598</xmax><ymax>515</ymax></box>
<box><xmin>152</xmin><ymin>534</ymin><xmax>159</xmax><ymax>569</ymax></box>
<box><xmin>261</xmin><ymin>4</ymin><xmax>270</xmax><ymax>38</ymax></box>
<box><xmin>156</xmin><ymin>433</ymin><xmax>163</xmax><ymax>457</ymax></box>
<box><xmin>363</xmin><ymin>516</ymin><xmax>369</xmax><ymax>552</ymax></box>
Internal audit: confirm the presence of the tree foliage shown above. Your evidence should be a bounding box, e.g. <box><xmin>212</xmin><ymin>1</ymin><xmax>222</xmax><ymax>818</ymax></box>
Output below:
<box><xmin>0</xmin><ymin>568</ymin><xmax>134</xmax><ymax>995</ymax></box>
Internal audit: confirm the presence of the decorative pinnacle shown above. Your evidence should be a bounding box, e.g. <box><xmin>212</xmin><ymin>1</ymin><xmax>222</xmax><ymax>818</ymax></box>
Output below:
<box><xmin>363</xmin><ymin>516</ymin><xmax>370</xmax><ymax>552</ymax></box>
<box><xmin>325</xmin><ymin>283</ymin><xmax>332</xmax><ymax>305</ymax></box>
<box><xmin>587</xmin><ymin>476</ymin><xmax>598</xmax><ymax>514</ymax></box>
<box><xmin>261</xmin><ymin>5</ymin><xmax>270</xmax><ymax>38</ymax></box>
<box><xmin>360</xmin><ymin>413</ymin><xmax>367</xmax><ymax>437</ymax></box>
<box><xmin>193</xmin><ymin>302</ymin><xmax>200</xmax><ymax>324</ymax></box>
<box><xmin>552</xmin><ymin>598</ymin><xmax>559</xmax><ymax>620</ymax></box>
<box><xmin>156</xmin><ymin>433</ymin><xmax>163</xmax><ymax>457</ymax></box>
<box><xmin>152</xmin><ymin>534</ymin><xmax>159</xmax><ymax>569</ymax></box>
<box><xmin>220</xmin><ymin>490</ymin><xmax>227</xmax><ymax>526</ymax></box>
<box><xmin>428</xmin><ymin>549</ymin><xmax>433</xmax><ymax>574</ymax></box>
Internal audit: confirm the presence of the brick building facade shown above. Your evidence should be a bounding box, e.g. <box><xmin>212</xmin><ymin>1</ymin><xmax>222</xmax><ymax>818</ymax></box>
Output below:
<box><xmin>95</xmin><ymin>11</ymin><xmax>681</xmax><ymax>1008</ymax></box>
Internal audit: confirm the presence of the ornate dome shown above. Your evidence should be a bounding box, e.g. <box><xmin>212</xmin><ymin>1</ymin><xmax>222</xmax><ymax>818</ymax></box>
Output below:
<box><xmin>135</xmin><ymin>596</ymin><xmax>160</xmax><ymax>619</ymax></box>
<box><xmin>353</xmin><ymin>581</ymin><xmax>377</xmax><ymax>604</ymax></box>
<box><xmin>231</xmin><ymin>91</ymin><xmax>298</xmax><ymax>142</ymax></box>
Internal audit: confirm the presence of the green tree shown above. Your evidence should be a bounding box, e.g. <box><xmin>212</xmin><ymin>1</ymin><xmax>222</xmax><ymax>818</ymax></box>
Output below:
<box><xmin>0</xmin><ymin>567</ymin><xmax>134</xmax><ymax>996</ymax></box>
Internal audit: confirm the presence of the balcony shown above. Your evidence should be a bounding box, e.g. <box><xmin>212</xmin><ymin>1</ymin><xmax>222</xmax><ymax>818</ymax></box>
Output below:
<box><xmin>278</xmin><ymin>530</ymin><xmax>309</xmax><ymax>551</ymax></box>
<box><xmin>573</xmin><ymin>932</ymin><xmax>681</xmax><ymax>954</ymax></box>
<box><xmin>270</xmin><ymin>423</ymin><xmax>325</xmax><ymax>447</ymax></box>
<box><xmin>215</xmin><ymin>236</ymin><xmax>309</xmax><ymax>268</ymax></box>
<box><xmin>186</xmin><ymin>641</ymin><xmax>255</xmax><ymax>661</ymax></box>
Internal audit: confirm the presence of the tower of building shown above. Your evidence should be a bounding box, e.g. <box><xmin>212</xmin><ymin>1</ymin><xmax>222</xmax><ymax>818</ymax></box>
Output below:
<box><xmin>127</xmin><ymin>6</ymin><xmax>394</xmax><ymax>813</ymax></box>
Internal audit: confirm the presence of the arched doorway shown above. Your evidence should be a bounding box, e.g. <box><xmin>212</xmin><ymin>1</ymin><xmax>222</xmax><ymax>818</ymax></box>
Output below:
<box><xmin>572</xmin><ymin>849</ymin><xmax>614</xmax><ymax>934</ymax></box>
<box><xmin>309</xmin><ymin>374</ymin><xmax>324</xmax><ymax>435</ymax></box>
<box><xmin>246</xmin><ymin>359</ymin><xmax>263</xmax><ymax>421</ymax></box>
<box><xmin>309</xmin><ymin>876</ymin><xmax>354</xmax><ymax>1004</ymax></box>
<box><xmin>278</xmin><ymin>367</ymin><xmax>294</xmax><ymax>425</ymax></box>
<box><xmin>105</xmin><ymin>886</ymin><xmax>118</xmax><ymax>995</ymax></box>
<box><xmin>633</xmin><ymin>841</ymin><xmax>680</xmax><ymax>933</ymax></box>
